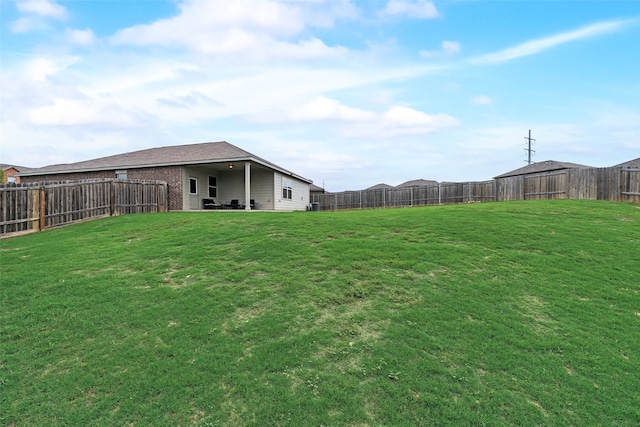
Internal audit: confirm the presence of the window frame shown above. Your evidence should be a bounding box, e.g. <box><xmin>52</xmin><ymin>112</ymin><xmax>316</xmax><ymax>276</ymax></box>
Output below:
<box><xmin>208</xmin><ymin>176</ymin><xmax>217</xmax><ymax>198</ymax></box>
<box><xmin>282</xmin><ymin>177</ymin><xmax>293</xmax><ymax>200</ymax></box>
<box><xmin>189</xmin><ymin>177</ymin><xmax>198</xmax><ymax>195</ymax></box>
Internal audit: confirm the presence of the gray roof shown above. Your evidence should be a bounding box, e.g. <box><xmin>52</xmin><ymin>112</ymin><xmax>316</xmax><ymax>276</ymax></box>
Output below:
<box><xmin>396</xmin><ymin>179</ymin><xmax>439</xmax><ymax>188</ymax></box>
<box><xmin>494</xmin><ymin>160</ymin><xmax>593</xmax><ymax>179</ymax></box>
<box><xmin>2</xmin><ymin>164</ymin><xmax>29</xmax><ymax>171</ymax></box>
<box><xmin>365</xmin><ymin>183</ymin><xmax>394</xmax><ymax>190</ymax></box>
<box><xmin>19</xmin><ymin>141</ymin><xmax>312</xmax><ymax>183</ymax></box>
<box><xmin>612</xmin><ymin>157</ymin><xmax>640</xmax><ymax>168</ymax></box>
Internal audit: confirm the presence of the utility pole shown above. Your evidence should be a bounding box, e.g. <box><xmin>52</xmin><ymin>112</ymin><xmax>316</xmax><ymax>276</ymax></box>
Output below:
<box><xmin>524</xmin><ymin>129</ymin><xmax>536</xmax><ymax>165</ymax></box>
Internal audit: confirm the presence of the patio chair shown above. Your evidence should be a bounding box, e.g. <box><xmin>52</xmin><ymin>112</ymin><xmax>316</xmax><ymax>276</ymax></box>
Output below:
<box><xmin>230</xmin><ymin>199</ymin><xmax>240</xmax><ymax>209</ymax></box>
<box><xmin>203</xmin><ymin>199</ymin><xmax>222</xmax><ymax>209</ymax></box>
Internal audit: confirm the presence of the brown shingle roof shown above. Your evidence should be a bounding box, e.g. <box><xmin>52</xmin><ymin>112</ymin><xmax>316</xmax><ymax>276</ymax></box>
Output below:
<box><xmin>19</xmin><ymin>141</ymin><xmax>311</xmax><ymax>182</ymax></box>
<box><xmin>493</xmin><ymin>160</ymin><xmax>592</xmax><ymax>179</ymax></box>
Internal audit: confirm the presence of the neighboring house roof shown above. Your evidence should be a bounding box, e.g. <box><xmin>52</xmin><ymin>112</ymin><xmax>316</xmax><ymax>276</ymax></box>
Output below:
<box><xmin>612</xmin><ymin>157</ymin><xmax>640</xmax><ymax>168</ymax></box>
<box><xmin>309</xmin><ymin>184</ymin><xmax>325</xmax><ymax>193</ymax></box>
<box><xmin>494</xmin><ymin>160</ymin><xmax>593</xmax><ymax>179</ymax></box>
<box><xmin>366</xmin><ymin>183</ymin><xmax>394</xmax><ymax>190</ymax></box>
<box><xmin>2</xmin><ymin>164</ymin><xmax>28</xmax><ymax>171</ymax></box>
<box><xmin>396</xmin><ymin>179</ymin><xmax>439</xmax><ymax>187</ymax></box>
<box><xmin>18</xmin><ymin>141</ymin><xmax>312</xmax><ymax>183</ymax></box>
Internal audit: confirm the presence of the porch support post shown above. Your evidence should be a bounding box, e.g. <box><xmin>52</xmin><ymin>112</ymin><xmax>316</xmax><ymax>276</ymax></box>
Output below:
<box><xmin>244</xmin><ymin>162</ymin><xmax>251</xmax><ymax>211</ymax></box>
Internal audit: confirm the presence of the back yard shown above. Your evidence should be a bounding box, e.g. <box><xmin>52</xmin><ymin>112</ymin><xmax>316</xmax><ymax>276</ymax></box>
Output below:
<box><xmin>1</xmin><ymin>200</ymin><xmax>639</xmax><ymax>425</ymax></box>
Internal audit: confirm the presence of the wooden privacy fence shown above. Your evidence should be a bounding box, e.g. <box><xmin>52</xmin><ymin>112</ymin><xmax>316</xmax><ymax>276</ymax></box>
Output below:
<box><xmin>312</xmin><ymin>166</ymin><xmax>640</xmax><ymax>211</ymax></box>
<box><xmin>0</xmin><ymin>179</ymin><xmax>168</xmax><ymax>235</ymax></box>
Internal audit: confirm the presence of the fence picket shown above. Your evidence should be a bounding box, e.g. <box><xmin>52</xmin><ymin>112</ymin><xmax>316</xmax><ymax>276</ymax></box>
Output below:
<box><xmin>0</xmin><ymin>179</ymin><xmax>167</xmax><ymax>236</ymax></box>
<box><xmin>312</xmin><ymin>166</ymin><xmax>639</xmax><ymax>211</ymax></box>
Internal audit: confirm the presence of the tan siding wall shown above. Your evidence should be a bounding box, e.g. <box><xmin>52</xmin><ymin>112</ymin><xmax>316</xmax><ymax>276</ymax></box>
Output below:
<box><xmin>250</xmin><ymin>169</ymin><xmax>275</xmax><ymax>210</ymax></box>
<box><xmin>273</xmin><ymin>173</ymin><xmax>310</xmax><ymax>211</ymax></box>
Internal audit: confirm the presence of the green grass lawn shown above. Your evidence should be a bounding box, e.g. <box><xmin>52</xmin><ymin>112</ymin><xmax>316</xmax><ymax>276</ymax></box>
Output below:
<box><xmin>1</xmin><ymin>200</ymin><xmax>639</xmax><ymax>426</ymax></box>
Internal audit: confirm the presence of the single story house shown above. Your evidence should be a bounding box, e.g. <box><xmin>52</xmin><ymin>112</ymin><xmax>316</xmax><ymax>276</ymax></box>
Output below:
<box><xmin>2</xmin><ymin>165</ymin><xmax>28</xmax><ymax>184</ymax></box>
<box><xmin>18</xmin><ymin>141</ymin><xmax>313</xmax><ymax>211</ymax></box>
<box><xmin>493</xmin><ymin>160</ymin><xmax>592</xmax><ymax>179</ymax></box>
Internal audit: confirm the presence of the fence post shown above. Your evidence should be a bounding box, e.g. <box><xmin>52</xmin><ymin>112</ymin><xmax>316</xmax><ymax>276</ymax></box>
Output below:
<box><xmin>109</xmin><ymin>181</ymin><xmax>115</xmax><ymax>216</ymax></box>
<box><xmin>617</xmin><ymin>167</ymin><xmax>622</xmax><ymax>202</ymax></box>
<box><xmin>39</xmin><ymin>187</ymin><xmax>45</xmax><ymax>231</ymax></box>
<box><xmin>156</xmin><ymin>183</ymin><xmax>161</xmax><ymax>212</ymax></box>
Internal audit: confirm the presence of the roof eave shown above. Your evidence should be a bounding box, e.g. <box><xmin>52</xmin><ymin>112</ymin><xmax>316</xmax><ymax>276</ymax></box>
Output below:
<box><xmin>18</xmin><ymin>157</ymin><xmax>314</xmax><ymax>183</ymax></box>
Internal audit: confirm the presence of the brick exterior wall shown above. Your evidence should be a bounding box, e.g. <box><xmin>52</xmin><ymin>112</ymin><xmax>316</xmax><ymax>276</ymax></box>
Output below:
<box><xmin>130</xmin><ymin>166</ymin><xmax>183</xmax><ymax>211</ymax></box>
<box><xmin>20</xmin><ymin>170</ymin><xmax>113</xmax><ymax>183</ymax></box>
<box><xmin>20</xmin><ymin>166</ymin><xmax>184</xmax><ymax>211</ymax></box>
<box><xmin>3</xmin><ymin>167</ymin><xmax>22</xmax><ymax>184</ymax></box>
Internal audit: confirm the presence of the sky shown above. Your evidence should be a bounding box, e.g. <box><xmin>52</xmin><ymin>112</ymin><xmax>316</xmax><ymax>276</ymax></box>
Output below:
<box><xmin>1</xmin><ymin>0</ymin><xmax>639</xmax><ymax>191</ymax></box>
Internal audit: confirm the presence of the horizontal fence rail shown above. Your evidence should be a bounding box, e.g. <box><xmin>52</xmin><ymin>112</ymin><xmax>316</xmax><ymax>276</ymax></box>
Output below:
<box><xmin>312</xmin><ymin>166</ymin><xmax>639</xmax><ymax>211</ymax></box>
<box><xmin>1</xmin><ymin>179</ymin><xmax>168</xmax><ymax>235</ymax></box>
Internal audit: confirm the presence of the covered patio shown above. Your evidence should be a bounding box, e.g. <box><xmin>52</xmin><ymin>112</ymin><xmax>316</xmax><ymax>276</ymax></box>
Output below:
<box><xmin>183</xmin><ymin>161</ymin><xmax>277</xmax><ymax>211</ymax></box>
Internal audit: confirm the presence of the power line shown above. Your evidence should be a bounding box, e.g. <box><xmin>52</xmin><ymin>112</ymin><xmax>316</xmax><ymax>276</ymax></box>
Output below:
<box><xmin>524</xmin><ymin>129</ymin><xmax>536</xmax><ymax>165</ymax></box>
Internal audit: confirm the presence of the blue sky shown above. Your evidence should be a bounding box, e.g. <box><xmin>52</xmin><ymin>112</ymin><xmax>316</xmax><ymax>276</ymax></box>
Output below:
<box><xmin>1</xmin><ymin>0</ymin><xmax>639</xmax><ymax>191</ymax></box>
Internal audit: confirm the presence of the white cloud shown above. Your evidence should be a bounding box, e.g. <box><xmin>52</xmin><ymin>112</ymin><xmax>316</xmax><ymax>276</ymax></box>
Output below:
<box><xmin>110</xmin><ymin>0</ymin><xmax>353</xmax><ymax>60</ymax></box>
<box><xmin>292</xmin><ymin>96</ymin><xmax>376</xmax><ymax>121</ymax></box>
<box><xmin>380</xmin><ymin>0</ymin><xmax>438</xmax><ymax>19</ymax></box>
<box><xmin>420</xmin><ymin>40</ymin><xmax>460</xmax><ymax>58</ymax></box>
<box><xmin>288</xmin><ymin>97</ymin><xmax>458</xmax><ymax>137</ymax></box>
<box><xmin>11</xmin><ymin>0</ymin><xmax>67</xmax><ymax>33</ymax></box>
<box><xmin>24</xmin><ymin>56</ymin><xmax>78</xmax><ymax>82</ymax></box>
<box><xmin>27</xmin><ymin>98</ymin><xmax>142</xmax><ymax>128</ymax></box>
<box><xmin>10</xmin><ymin>17</ymin><xmax>43</xmax><ymax>33</ymax></box>
<box><xmin>441</xmin><ymin>41</ymin><xmax>460</xmax><ymax>55</ymax></box>
<box><xmin>471</xmin><ymin>18</ymin><xmax>636</xmax><ymax>64</ymax></box>
<box><xmin>16</xmin><ymin>0</ymin><xmax>67</xmax><ymax>19</ymax></box>
<box><xmin>65</xmin><ymin>28</ymin><xmax>96</xmax><ymax>46</ymax></box>
<box><xmin>471</xmin><ymin>95</ymin><xmax>492</xmax><ymax>106</ymax></box>
<box><xmin>378</xmin><ymin>106</ymin><xmax>459</xmax><ymax>135</ymax></box>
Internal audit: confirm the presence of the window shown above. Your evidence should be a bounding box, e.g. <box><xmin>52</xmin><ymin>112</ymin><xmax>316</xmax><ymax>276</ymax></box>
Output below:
<box><xmin>116</xmin><ymin>170</ymin><xmax>127</xmax><ymax>180</ymax></box>
<box><xmin>189</xmin><ymin>177</ymin><xmax>198</xmax><ymax>195</ymax></box>
<box><xmin>208</xmin><ymin>176</ymin><xmax>217</xmax><ymax>198</ymax></box>
<box><xmin>282</xmin><ymin>177</ymin><xmax>292</xmax><ymax>200</ymax></box>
